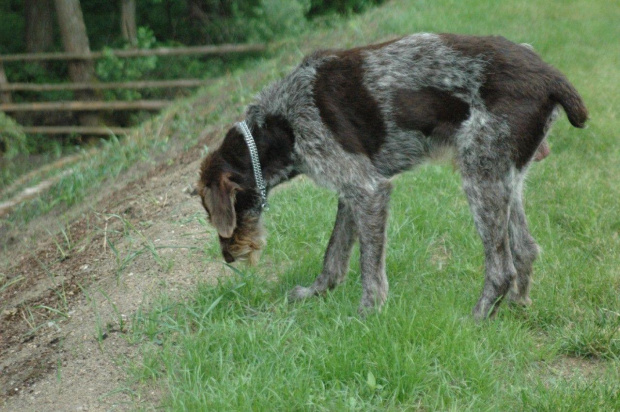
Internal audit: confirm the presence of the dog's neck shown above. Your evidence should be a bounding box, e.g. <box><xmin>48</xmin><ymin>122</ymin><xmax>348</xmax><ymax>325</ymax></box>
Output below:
<box><xmin>238</xmin><ymin>121</ymin><xmax>268</xmax><ymax>208</ymax></box>
<box><xmin>246</xmin><ymin>115</ymin><xmax>299</xmax><ymax>193</ymax></box>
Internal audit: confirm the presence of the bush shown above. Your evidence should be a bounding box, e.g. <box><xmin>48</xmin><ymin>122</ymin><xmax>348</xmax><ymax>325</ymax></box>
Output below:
<box><xmin>96</xmin><ymin>27</ymin><xmax>159</xmax><ymax>101</ymax></box>
<box><xmin>0</xmin><ymin>111</ymin><xmax>28</xmax><ymax>159</ymax></box>
<box><xmin>241</xmin><ymin>0</ymin><xmax>310</xmax><ymax>42</ymax></box>
<box><xmin>308</xmin><ymin>0</ymin><xmax>385</xmax><ymax>16</ymax></box>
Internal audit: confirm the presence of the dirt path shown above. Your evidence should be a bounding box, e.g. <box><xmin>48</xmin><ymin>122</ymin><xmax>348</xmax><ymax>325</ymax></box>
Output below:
<box><xmin>0</xmin><ymin>136</ymin><xmax>220</xmax><ymax>411</ymax></box>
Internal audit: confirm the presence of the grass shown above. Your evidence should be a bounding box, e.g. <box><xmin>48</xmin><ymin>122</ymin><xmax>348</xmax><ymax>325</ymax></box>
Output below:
<box><xmin>3</xmin><ymin>0</ymin><xmax>619</xmax><ymax>409</ymax></box>
<box><xmin>123</xmin><ymin>0</ymin><xmax>620</xmax><ymax>409</ymax></box>
<box><xmin>131</xmin><ymin>174</ymin><xmax>619</xmax><ymax>410</ymax></box>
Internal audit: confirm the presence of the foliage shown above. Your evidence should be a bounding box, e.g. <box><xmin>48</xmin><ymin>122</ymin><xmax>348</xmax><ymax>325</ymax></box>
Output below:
<box><xmin>0</xmin><ymin>111</ymin><xmax>28</xmax><ymax>159</ymax></box>
<box><xmin>4</xmin><ymin>61</ymin><xmax>72</xmax><ymax>103</ymax></box>
<box><xmin>95</xmin><ymin>27</ymin><xmax>159</xmax><ymax>101</ymax></box>
<box><xmin>0</xmin><ymin>0</ymin><xmax>24</xmax><ymax>54</ymax></box>
<box><xmin>134</xmin><ymin>0</ymin><xmax>312</xmax><ymax>45</ymax></box>
<box><xmin>308</xmin><ymin>0</ymin><xmax>385</xmax><ymax>16</ymax></box>
<box><xmin>237</xmin><ymin>0</ymin><xmax>311</xmax><ymax>42</ymax></box>
<box><xmin>0</xmin><ymin>0</ymin><xmax>384</xmax><ymax>54</ymax></box>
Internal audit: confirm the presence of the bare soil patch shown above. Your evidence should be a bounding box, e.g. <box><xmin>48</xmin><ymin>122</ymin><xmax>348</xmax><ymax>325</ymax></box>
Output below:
<box><xmin>0</xmin><ymin>133</ymin><xmax>221</xmax><ymax>411</ymax></box>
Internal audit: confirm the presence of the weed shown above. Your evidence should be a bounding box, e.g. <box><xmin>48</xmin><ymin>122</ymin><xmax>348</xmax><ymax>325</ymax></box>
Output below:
<box><xmin>99</xmin><ymin>289</ymin><xmax>127</xmax><ymax>333</ymax></box>
<box><xmin>33</xmin><ymin>305</ymin><xmax>69</xmax><ymax>319</ymax></box>
<box><xmin>0</xmin><ymin>274</ymin><xmax>24</xmax><ymax>293</ymax></box>
<box><xmin>77</xmin><ymin>283</ymin><xmax>106</xmax><ymax>346</ymax></box>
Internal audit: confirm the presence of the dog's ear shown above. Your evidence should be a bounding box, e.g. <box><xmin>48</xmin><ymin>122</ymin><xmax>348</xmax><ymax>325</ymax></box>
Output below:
<box><xmin>205</xmin><ymin>173</ymin><xmax>241</xmax><ymax>238</ymax></box>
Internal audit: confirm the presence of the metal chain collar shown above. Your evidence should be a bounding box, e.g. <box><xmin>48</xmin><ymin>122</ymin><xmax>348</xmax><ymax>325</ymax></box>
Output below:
<box><xmin>237</xmin><ymin>120</ymin><xmax>268</xmax><ymax>209</ymax></box>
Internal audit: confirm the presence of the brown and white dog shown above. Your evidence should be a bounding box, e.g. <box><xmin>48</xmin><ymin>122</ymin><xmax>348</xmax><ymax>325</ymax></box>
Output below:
<box><xmin>198</xmin><ymin>33</ymin><xmax>587</xmax><ymax>319</ymax></box>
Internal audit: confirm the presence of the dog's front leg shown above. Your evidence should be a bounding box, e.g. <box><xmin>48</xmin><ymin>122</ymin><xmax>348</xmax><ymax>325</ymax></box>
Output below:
<box><xmin>349</xmin><ymin>181</ymin><xmax>392</xmax><ymax>315</ymax></box>
<box><xmin>289</xmin><ymin>199</ymin><xmax>358</xmax><ymax>301</ymax></box>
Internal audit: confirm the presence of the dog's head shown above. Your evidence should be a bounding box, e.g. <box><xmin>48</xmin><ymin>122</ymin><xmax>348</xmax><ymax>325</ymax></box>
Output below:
<box><xmin>198</xmin><ymin>125</ymin><xmax>267</xmax><ymax>265</ymax></box>
<box><xmin>198</xmin><ymin>113</ymin><xmax>297</xmax><ymax>264</ymax></box>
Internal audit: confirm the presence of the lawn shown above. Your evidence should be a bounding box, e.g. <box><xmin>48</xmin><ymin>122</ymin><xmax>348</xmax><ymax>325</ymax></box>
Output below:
<box><xmin>128</xmin><ymin>0</ymin><xmax>620</xmax><ymax>409</ymax></box>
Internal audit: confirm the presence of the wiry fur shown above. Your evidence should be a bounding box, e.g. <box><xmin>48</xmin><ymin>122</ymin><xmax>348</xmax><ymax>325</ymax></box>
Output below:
<box><xmin>198</xmin><ymin>33</ymin><xmax>588</xmax><ymax>319</ymax></box>
<box><xmin>220</xmin><ymin>214</ymin><xmax>266</xmax><ymax>265</ymax></box>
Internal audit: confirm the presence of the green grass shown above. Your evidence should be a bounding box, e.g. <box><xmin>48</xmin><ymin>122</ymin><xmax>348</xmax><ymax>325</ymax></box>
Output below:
<box><xmin>131</xmin><ymin>172</ymin><xmax>619</xmax><ymax>410</ymax></box>
<box><xmin>6</xmin><ymin>0</ymin><xmax>619</xmax><ymax>409</ymax></box>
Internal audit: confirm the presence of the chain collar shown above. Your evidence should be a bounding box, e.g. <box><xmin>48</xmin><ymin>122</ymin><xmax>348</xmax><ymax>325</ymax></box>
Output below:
<box><xmin>237</xmin><ymin>120</ymin><xmax>268</xmax><ymax>210</ymax></box>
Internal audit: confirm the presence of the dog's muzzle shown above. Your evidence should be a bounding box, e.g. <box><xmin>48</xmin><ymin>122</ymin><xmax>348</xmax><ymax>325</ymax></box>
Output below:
<box><xmin>218</xmin><ymin>236</ymin><xmax>236</xmax><ymax>263</ymax></box>
<box><xmin>222</xmin><ymin>249</ymin><xmax>236</xmax><ymax>263</ymax></box>
<box><xmin>218</xmin><ymin>227</ymin><xmax>266</xmax><ymax>266</ymax></box>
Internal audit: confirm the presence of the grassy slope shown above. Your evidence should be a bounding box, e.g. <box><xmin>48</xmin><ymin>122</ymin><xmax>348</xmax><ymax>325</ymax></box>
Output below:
<box><xmin>34</xmin><ymin>0</ymin><xmax>617</xmax><ymax>410</ymax></box>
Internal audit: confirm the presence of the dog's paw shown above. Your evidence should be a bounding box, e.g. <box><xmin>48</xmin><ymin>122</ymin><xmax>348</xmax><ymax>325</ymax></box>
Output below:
<box><xmin>507</xmin><ymin>292</ymin><xmax>532</xmax><ymax>307</ymax></box>
<box><xmin>357</xmin><ymin>304</ymin><xmax>373</xmax><ymax>318</ymax></box>
<box><xmin>357</xmin><ymin>297</ymin><xmax>385</xmax><ymax>318</ymax></box>
<box><xmin>472</xmin><ymin>298</ymin><xmax>500</xmax><ymax>322</ymax></box>
<box><xmin>288</xmin><ymin>285</ymin><xmax>315</xmax><ymax>302</ymax></box>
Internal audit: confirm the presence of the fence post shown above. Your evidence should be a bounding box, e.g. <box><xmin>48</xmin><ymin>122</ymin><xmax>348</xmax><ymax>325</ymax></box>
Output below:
<box><xmin>0</xmin><ymin>62</ymin><xmax>12</xmax><ymax>104</ymax></box>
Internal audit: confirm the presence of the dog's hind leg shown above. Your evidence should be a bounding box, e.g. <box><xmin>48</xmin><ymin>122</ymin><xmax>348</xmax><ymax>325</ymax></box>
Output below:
<box><xmin>289</xmin><ymin>199</ymin><xmax>358</xmax><ymax>301</ymax></box>
<box><xmin>462</xmin><ymin>169</ymin><xmax>517</xmax><ymax>320</ymax></box>
<box><xmin>458</xmin><ymin>116</ymin><xmax>518</xmax><ymax>320</ymax></box>
<box><xmin>507</xmin><ymin>171</ymin><xmax>539</xmax><ymax>306</ymax></box>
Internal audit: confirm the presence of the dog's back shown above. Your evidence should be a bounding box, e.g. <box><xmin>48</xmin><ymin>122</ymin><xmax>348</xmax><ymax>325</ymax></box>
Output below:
<box><xmin>303</xmin><ymin>33</ymin><xmax>588</xmax><ymax>175</ymax></box>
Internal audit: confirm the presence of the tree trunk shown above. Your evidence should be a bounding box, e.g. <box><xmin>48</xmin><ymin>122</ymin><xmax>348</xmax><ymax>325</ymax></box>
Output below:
<box><xmin>25</xmin><ymin>0</ymin><xmax>55</xmax><ymax>54</ymax></box>
<box><xmin>120</xmin><ymin>0</ymin><xmax>137</xmax><ymax>46</ymax></box>
<box><xmin>53</xmin><ymin>0</ymin><xmax>100</xmax><ymax>127</ymax></box>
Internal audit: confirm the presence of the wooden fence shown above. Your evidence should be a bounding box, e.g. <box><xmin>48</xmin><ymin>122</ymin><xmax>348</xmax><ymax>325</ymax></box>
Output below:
<box><xmin>0</xmin><ymin>43</ymin><xmax>266</xmax><ymax>136</ymax></box>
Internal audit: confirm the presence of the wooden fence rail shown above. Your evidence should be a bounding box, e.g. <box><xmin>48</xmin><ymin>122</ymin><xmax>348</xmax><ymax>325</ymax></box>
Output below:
<box><xmin>20</xmin><ymin>126</ymin><xmax>130</xmax><ymax>135</ymax></box>
<box><xmin>0</xmin><ymin>78</ymin><xmax>208</xmax><ymax>92</ymax></box>
<box><xmin>0</xmin><ymin>100</ymin><xmax>169</xmax><ymax>112</ymax></box>
<box><xmin>0</xmin><ymin>42</ymin><xmax>266</xmax><ymax>135</ymax></box>
<box><xmin>0</xmin><ymin>43</ymin><xmax>266</xmax><ymax>63</ymax></box>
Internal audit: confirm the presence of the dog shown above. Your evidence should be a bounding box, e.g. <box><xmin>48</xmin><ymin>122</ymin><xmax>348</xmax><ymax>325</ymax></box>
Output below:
<box><xmin>197</xmin><ymin>33</ymin><xmax>588</xmax><ymax>319</ymax></box>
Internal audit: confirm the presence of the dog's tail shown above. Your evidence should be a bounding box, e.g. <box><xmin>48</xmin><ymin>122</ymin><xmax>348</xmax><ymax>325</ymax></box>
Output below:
<box><xmin>550</xmin><ymin>74</ymin><xmax>588</xmax><ymax>128</ymax></box>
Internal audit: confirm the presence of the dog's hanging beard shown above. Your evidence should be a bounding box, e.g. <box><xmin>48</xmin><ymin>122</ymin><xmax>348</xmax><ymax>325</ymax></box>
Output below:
<box><xmin>223</xmin><ymin>215</ymin><xmax>267</xmax><ymax>265</ymax></box>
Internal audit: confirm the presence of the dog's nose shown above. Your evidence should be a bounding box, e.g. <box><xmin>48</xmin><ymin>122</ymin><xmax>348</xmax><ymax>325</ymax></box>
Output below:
<box><xmin>223</xmin><ymin>250</ymin><xmax>235</xmax><ymax>263</ymax></box>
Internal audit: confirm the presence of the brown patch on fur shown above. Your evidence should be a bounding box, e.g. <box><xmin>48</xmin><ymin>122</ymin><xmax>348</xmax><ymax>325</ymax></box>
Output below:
<box><xmin>313</xmin><ymin>47</ymin><xmax>387</xmax><ymax>157</ymax></box>
<box><xmin>439</xmin><ymin>33</ymin><xmax>588</xmax><ymax>168</ymax></box>
<box><xmin>393</xmin><ymin>86</ymin><xmax>470</xmax><ymax>141</ymax></box>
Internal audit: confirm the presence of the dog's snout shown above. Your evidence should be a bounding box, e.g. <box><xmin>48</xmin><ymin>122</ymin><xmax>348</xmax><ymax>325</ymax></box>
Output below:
<box><xmin>223</xmin><ymin>249</ymin><xmax>235</xmax><ymax>263</ymax></box>
<box><xmin>219</xmin><ymin>236</ymin><xmax>236</xmax><ymax>263</ymax></box>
